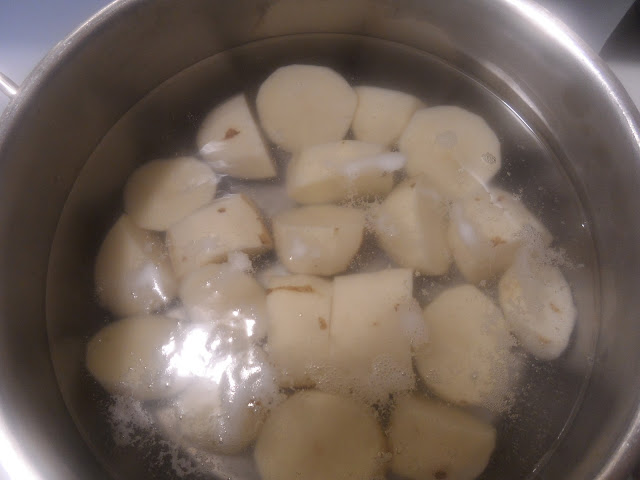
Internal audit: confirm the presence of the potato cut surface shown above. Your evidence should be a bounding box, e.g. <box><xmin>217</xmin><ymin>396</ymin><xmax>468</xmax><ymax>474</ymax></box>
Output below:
<box><xmin>352</xmin><ymin>86</ymin><xmax>422</xmax><ymax>146</ymax></box>
<box><xmin>256</xmin><ymin>64</ymin><xmax>357</xmax><ymax>152</ymax></box>
<box><xmin>254</xmin><ymin>390</ymin><xmax>386</xmax><ymax>480</ymax></box>
<box><xmin>154</xmin><ymin>345</ymin><xmax>278</xmax><ymax>454</ymax></box>
<box><xmin>95</xmin><ymin>215</ymin><xmax>177</xmax><ymax>317</ymax></box>
<box><xmin>286</xmin><ymin>140</ymin><xmax>399</xmax><ymax>204</ymax></box>
<box><xmin>399</xmin><ymin>106</ymin><xmax>501</xmax><ymax>199</ymax></box>
<box><xmin>265</xmin><ymin>274</ymin><xmax>333</xmax><ymax>387</ymax></box>
<box><xmin>448</xmin><ymin>188</ymin><xmax>552</xmax><ymax>283</ymax></box>
<box><xmin>179</xmin><ymin>262</ymin><xmax>268</xmax><ymax>341</ymax></box>
<box><xmin>273</xmin><ymin>205</ymin><xmax>365</xmax><ymax>276</ymax></box>
<box><xmin>389</xmin><ymin>395</ymin><xmax>496</xmax><ymax>480</ymax></box>
<box><xmin>86</xmin><ymin>315</ymin><xmax>188</xmax><ymax>401</ymax></box>
<box><xmin>123</xmin><ymin>156</ymin><xmax>218</xmax><ymax>231</ymax></box>
<box><xmin>499</xmin><ymin>250</ymin><xmax>576</xmax><ymax>360</ymax></box>
<box><xmin>414</xmin><ymin>285</ymin><xmax>518</xmax><ymax>409</ymax></box>
<box><xmin>326</xmin><ymin>269</ymin><xmax>418</xmax><ymax>401</ymax></box>
<box><xmin>197</xmin><ymin>94</ymin><xmax>276</xmax><ymax>179</ymax></box>
<box><xmin>375</xmin><ymin>176</ymin><xmax>451</xmax><ymax>275</ymax></box>
<box><xmin>167</xmin><ymin>194</ymin><xmax>272</xmax><ymax>277</ymax></box>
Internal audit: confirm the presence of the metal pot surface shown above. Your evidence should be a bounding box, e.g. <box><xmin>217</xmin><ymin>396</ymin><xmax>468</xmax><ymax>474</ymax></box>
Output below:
<box><xmin>1</xmin><ymin>1</ymin><xmax>640</xmax><ymax>479</ymax></box>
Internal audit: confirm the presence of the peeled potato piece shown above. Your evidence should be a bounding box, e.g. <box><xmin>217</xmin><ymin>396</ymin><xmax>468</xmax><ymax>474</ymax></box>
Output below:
<box><xmin>166</xmin><ymin>194</ymin><xmax>272</xmax><ymax>277</ymax></box>
<box><xmin>399</xmin><ymin>106</ymin><xmax>501</xmax><ymax>199</ymax></box>
<box><xmin>374</xmin><ymin>176</ymin><xmax>451</xmax><ymax>275</ymax></box>
<box><xmin>326</xmin><ymin>269</ymin><xmax>417</xmax><ymax>402</ymax></box>
<box><xmin>414</xmin><ymin>285</ymin><xmax>517</xmax><ymax>409</ymax></box>
<box><xmin>155</xmin><ymin>345</ymin><xmax>279</xmax><ymax>454</ymax></box>
<box><xmin>123</xmin><ymin>157</ymin><xmax>217</xmax><ymax>231</ymax></box>
<box><xmin>389</xmin><ymin>395</ymin><xmax>497</xmax><ymax>480</ymax></box>
<box><xmin>499</xmin><ymin>250</ymin><xmax>577</xmax><ymax>360</ymax></box>
<box><xmin>256</xmin><ymin>64</ymin><xmax>357</xmax><ymax>152</ymax></box>
<box><xmin>272</xmin><ymin>205</ymin><xmax>365</xmax><ymax>276</ymax></box>
<box><xmin>86</xmin><ymin>315</ymin><xmax>188</xmax><ymax>401</ymax></box>
<box><xmin>95</xmin><ymin>215</ymin><xmax>177</xmax><ymax>317</ymax></box>
<box><xmin>180</xmin><ymin>263</ymin><xmax>268</xmax><ymax>341</ymax></box>
<box><xmin>265</xmin><ymin>275</ymin><xmax>332</xmax><ymax>387</ymax></box>
<box><xmin>254</xmin><ymin>390</ymin><xmax>387</xmax><ymax>480</ymax></box>
<box><xmin>287</xmin><ymin>140</ymin><xmax>400</xmax><ymax>204</ymax></box>
<box><xmin>352</xmin><ymin>86</ymin><xmax>422</xmax><ymax>147</ymax></box>
<box><xmin>197</xmin><ymin>94</ymin><xmax>276</xmax><ymax>179</ymax></box>
<box><xmin>448</xmin><ymin>188</ymin><xmax>552</xmax><ymax>284</ymax></box>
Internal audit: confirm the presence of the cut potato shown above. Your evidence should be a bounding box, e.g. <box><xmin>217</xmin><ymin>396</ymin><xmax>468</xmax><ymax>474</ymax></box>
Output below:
<box><xmin>498</xmin><ymin>249</ymin><xmax>577</xmax><ymax>360</ymax></box>
<box><xmin>374</xmin><ymin>176</ymin><xmax>451</xmax><ymax>275</ymax></box>
<box><xmin>254</xmin><ymin>390</ymin><xmax>387</xmax><ymax>480</ymax></box>
<box><xmin>326</xmin><ymin>269</ymin><xmax>417</xmax><ymax>401</ymax></box>
<box><xmin>287</xmin><ymin>140</ymin><xmax>400</xmax><ymax>204</ymax></box>
<box><xmin>414</xmin><ymin>285</ymin><xmax>517</xmax><ymax>409</ymax></box>
<box><xmin>86</xmin><ymin>315</ymin><xmax>188</xmax><ymax>401</ymax></box>
<box><xmin>265</xmin><ymin>275</ymin><xmax>333</xmax><ymax>387</ymax></box>
<box><xmin>166</xmin><ymin>194</ymin><xmax>272</xmax><ymax>277</ymax></box>
<box><xmin>256</xmin><ymin>65</ymin><xmax>357</xmax><ymax>152</ymax></box>
<box><xmin>399</xmin><ymin>106</ymin><xmax>501</xmax><ymax>199</ymax></box>
<box><xmin>389</xmin><ymin>395</ymin><xmax>496</xmax><ymax>480</ymax></box>
<box><xmin>95</xmin><ymin>215</ymin><xmax>177</xmax><ymax>317</ymax></box>
<box><xmin>272</xmin><ymin>205</ymin><xmax>365</xmax><ymax>276</ymax></box>
<box><xmin>123</xmin><ymin>157</ymin><xmax>217</xmax><ymax>231</ymax></box>
<box><xmin>352</xmin><ymin>86</ymin><xmax>422</xmax><ymax>147</ymax></box>
<box><xmin>179</xmin><ymin>263</ymin><xmax>268</xmax><ymax>341</ymax></box>
<box><xmin>196</xmin><ymin>94</ymin><xmax>276</xmax><ymax>179</ymax></box>
<box><xmin>448</xmin><ymin>188</ymin><xmax>552</xmax><ymax>284</ymax></box>
<box><xmin>154</xmin><ymin>346</ymin><xmax>279</xmax><ymax>454</ymax></box>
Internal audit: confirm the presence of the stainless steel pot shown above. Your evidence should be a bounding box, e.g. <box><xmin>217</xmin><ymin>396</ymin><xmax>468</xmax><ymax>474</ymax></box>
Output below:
<box><xmin>1</xmin><ymin>0</ymin><xmax>640</xmax><ymax>479</ymax></box>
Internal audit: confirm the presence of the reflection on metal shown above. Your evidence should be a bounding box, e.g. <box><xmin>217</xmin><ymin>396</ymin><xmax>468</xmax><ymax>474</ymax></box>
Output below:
<box><xmin>0</xmin><ymin>72</ymin><xmax>18</xmax><ymax>98</ymax></box>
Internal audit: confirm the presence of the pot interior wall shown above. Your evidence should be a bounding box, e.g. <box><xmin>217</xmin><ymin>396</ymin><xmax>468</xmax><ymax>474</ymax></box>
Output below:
<box><xmin>0</xmin><ymin>1</ymin><xmax>639</xmax><ymax>479</ymax></box>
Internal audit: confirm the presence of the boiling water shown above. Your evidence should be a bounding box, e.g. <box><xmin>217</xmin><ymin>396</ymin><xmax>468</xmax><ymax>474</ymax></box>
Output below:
<box><xmin>46</xmin><ymin>34</ymin><xmax>599</xmax><ymax>479</ymax></box>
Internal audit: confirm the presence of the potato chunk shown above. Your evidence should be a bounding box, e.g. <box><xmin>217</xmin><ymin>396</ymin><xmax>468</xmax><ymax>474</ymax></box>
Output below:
<box><xmin>374</xmin><ymin>177</ymin><xmax>451</xmax><ymax>275</ymax></box>
<box><xmin>399</xmin><ymin>106</ymin><xmax>501</xmax><ymax>198</ymax></box>
<box><xmin>254</xmin><ymin>390</ymin><xmax>386</xmax><ymax>480</ymax></box>
<box><xmin>326</xmin><ymin>269</ymin><xmax>417</xmax><ymax>401</ymax></box>
<box><xmin>166</xmin><ymin>194</ymin><xmax>272</xmax><ymax>277</ymax></box>
<box><xmin>179</xmin><ymin>263</ymin><xmax>268</xmax><ymax>341</ymax></box>
<box><xmin>155</xmin><ymin>345</ymin><xmax>279</xmax><ymax>454</ymax></box>
<box><xmin>352</xmin><ymin>86</ymin><xmax>422</xmax><ymax>147</ymax></box>
<box><xmin>197</xmin><ymin>94</ymin><xmax>276</xmax><ymax>179</ymax></box>
<box><xmin>287</xmin><ymin>140</ymin><xmax>399</xmax><ymax>204</ymax></box>
<box><xmin>265</xmin><ymin>275</ymin><xmax>333</xmax><ymax>387</ymax></box>
<box><xmin>95</xmin><ymin>215</ymin><xmax>177</xmax><ymax>316</ymax></box>
<box><xmin>123</xmin><ymin>156</ymin><xmax>217</xmax><ymax>231</ymax></box>
<box><xmin>86</xmin><ymin>315</ymin><xmax>188</xmax><ymax>401</ymax></box>
<box><xmin>272</xmin><ymin>205</ymin><xmax>365</xmax><ymax>276</ymax></box>
<box><xmin>448</xmin><ymin>188</ymin><xmax>552</xmax><ymax>283</ymax></box>
<box><xmin>389</xmin><ymin>395</ymin><xmax>496</xmax><ymax>480</ymax></box>
<box><xmin>498</xmin><ymin>250</ymin><xmax>577</xmax><ymax>360</ymax></box>
<box><xmin>414</xmin><ymin>285</ymin><xmax>517</xmax><ymax>409</ymax></box>
<box><xmin>256</xmin><ymin>65</ymin><xmax>357</xmax><ymax>152</ymax></box>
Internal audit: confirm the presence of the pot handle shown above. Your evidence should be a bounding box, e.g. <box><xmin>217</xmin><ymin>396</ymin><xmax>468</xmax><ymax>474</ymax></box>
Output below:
<box><xmin>0</xmin><ymin>72</ymin><xmax>18</xmax><ymax>98</ymax></box>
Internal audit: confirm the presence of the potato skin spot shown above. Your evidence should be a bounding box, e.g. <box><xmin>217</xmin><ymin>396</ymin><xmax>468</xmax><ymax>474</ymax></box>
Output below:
<box><xmin>491</xmin><ymin>236</ymin><xmax>506</xmax><ymax>246</ymax></box>
<box><xmin>318</xmin><ymin>317</ymin><xmax>328</xmax><ymax>330</ymax></box>
<box><xmin>266</xmin><ymin>285</ymin><xmax>315</xmax><ymax>294</ymax></box>
<box><xmin>224</xmin><ymin>127</ymin><xmax>240</xmax><ymax>139</ymax></box>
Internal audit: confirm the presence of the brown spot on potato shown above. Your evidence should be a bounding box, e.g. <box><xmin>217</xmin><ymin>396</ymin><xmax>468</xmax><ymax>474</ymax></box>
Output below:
<box><xmin>538</xmin><ymin>335</ymin><xmax>551</xmax><ymax>345</ymax></box>
<box><xmin>224</xmin><ymin>127</ymin><xmax>240</xmax><ymax>139</ymax></box>
<box><xmin>491</xmin><ymin>236</ymin><xmax>506</xmax><ymax>246</ymax></box>
<box><xmin>394</xmin><ymin>303</ymin><xmax>400</xmax><ymax>312</ymax></box>
<box><xmin>266</xmin><ymin>285</ymin><xmax>314</xmax><ymax>294</ymax></box>
<box><xmin>318</xmin><ymin>317</ymin><xmax>328</xmax><ymax>330</ymax></box>
<box><xmin>217</xmin><ymin>207</ymin><xmax>226</xmax><ymax>213</ymax></box>
<box><xmin>434</xmin><ymin>470</ymin><xmax>448</xmax><ymax>479</ymax></box>
<box><xmin>550</xmin><ymin>302</ymin><xmax>561</xmax><ymax>313</ymax></box>
<box><xmin>259</xmin><ymin>230</ymin><xmax>272</xmax><ymax>246</ymax></box>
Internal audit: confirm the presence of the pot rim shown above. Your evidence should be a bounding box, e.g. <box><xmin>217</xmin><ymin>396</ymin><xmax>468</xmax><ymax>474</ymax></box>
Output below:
<box><xmin>0</xmin><ymin>1</ymin><xmax>639</xmax><ymax>479</ymax></box>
